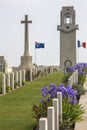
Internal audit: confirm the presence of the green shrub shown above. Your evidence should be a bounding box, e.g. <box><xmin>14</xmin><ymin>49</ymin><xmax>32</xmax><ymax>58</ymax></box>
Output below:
<box><xmin>60</xmin><ymin>100</ymin><xmax>85</xmax><ymax>129</ymax></box>
<box><xmin>78</xmin><ymin>74</ymin><xmax>86</xmax><ymax>85</ymax></box>
<box><xmin>62</xmin><ymin>73</ymin><xmax>71</xmax><ymax>85</ymax></box>
<box><xmin>22</xmin><ymin>81</ymin><xmax>25</xmax><ymax>86</ymax></box>
<box><xmin>83</xmin><ymin>67</ymin><xmax>87</xmax><ymax>74</ymax></box>
<box><xmin>32</xmin><ymin>100</ymin><xmax>52</xmax><ymax>126</ymax></box>
<box><xmin>72</xmin><ymin>84</ymin><xmax>86</xmax><ymax>100</ymax></box>
<box><xmin>14</xmin><ymin>82</ymin><xmax>18</xmax><ymax>88</ymax></box>
<box><xmin>6</xmin><ymin>86</ymin><xmax>10</xmax><ymax>93</ymax></box>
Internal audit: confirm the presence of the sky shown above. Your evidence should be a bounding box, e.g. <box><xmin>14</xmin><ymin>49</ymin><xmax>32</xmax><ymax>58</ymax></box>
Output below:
<box><xmin>0</xmin><ymin>0</ymin><xmax>87</xmax><ymax>67</ymax></box>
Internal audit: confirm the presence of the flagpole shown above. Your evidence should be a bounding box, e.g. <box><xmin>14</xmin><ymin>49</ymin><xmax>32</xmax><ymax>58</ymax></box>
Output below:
<box><xmin>77</xmin><ymin>40</ymin><xmax>80</xmax><ymax>64</ymax></box>
<box><xmin>35</xmin><ymin>41</ymin><xmax>37</xmax><ymax>67</ymax></box>
<box><xmin>34</xmin><ymin>47</ymin><xmax>37</xmax><ymax>79</ymax></box>
<box><xmin>35</xmin><ymin>48</ymin><xmax>36</xmax><ymax>66</ymax></box>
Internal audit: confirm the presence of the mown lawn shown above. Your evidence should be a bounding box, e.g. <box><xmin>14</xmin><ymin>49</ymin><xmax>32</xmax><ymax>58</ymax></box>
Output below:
<box><xmin>0</xmin><ymin>72</ymin><xmax>64</xmax><ymax>130</ymax></box>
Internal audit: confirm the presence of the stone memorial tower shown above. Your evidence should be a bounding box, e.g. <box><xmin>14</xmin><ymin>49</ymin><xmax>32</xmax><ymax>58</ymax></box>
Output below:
<box><xmin>57</xmin><ymin>6</ymin><xmax>79</xmax><ymax>71</ymax></box>
<box><xmin>19</xmin><ymin>15</ymin><xmax>33</xmax><ymax>69</ymax></box>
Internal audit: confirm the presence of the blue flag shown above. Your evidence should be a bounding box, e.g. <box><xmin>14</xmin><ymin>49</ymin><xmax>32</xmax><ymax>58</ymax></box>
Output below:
<box><xmin>35</xmin><ymin>41</ymin><xmax>45</xmax><ymax>49</ymax></box>
<box><xmin>77</xmin><ymin>40</ymin><xmax>81</xmax><ymax>47</ymax></box>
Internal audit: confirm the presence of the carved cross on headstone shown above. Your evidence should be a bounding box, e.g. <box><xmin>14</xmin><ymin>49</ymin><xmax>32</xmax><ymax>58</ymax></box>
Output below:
<box><xmin>21</xmin><ymin>15</ymin><xmax>32</xmax><ymax>56</ymax></box>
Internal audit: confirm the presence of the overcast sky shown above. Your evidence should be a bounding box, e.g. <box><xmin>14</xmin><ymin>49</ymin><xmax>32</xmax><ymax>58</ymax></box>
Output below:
<box><xmin>0</xmin><ymin>0</ymin><xmax>87</xmax><ymax>67</ymax></box>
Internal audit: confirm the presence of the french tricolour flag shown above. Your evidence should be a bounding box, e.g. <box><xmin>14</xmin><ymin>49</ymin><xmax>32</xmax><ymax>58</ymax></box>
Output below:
<box><xmin>77</xmin><ymin>40</ymin><xmax>86</xmax><ymax>48</ymax></box>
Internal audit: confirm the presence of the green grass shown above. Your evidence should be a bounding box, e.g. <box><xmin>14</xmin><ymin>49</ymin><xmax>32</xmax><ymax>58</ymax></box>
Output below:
<box><xmin>0</xmin><ymin>72</ymin><xmax>64</xmax><ymax>130</ymax></box>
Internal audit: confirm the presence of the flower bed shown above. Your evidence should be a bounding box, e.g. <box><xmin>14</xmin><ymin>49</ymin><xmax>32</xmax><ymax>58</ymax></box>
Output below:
<box><xmin>32</xmin><ymin>63</ymin><xmax>87</xmax><ymax>130</ymax></box>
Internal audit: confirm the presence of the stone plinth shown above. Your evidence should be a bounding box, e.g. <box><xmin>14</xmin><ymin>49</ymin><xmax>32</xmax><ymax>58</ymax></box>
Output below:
<box><xmin>19</xmin><ymin>55</ymin><xmax>33</xmax><ymax>69</ymax></box>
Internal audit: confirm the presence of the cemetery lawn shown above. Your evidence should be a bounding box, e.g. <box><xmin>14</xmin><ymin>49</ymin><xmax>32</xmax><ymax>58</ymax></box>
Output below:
<box><xmin>0</xmin><ymin>72</ymin><xmax>64</xmax><ymax>130</ymax></box>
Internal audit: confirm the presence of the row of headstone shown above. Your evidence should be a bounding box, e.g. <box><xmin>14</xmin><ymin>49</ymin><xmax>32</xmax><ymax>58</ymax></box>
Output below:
<box><xmin>1</xmin><ymin>66</ymin><xmax>59</xmax><ymax>94</ymax></box>
<box><xmin>25</xmin><ymin>66</ymin><xmax>59</xmax><ymax>81</ymax></box>
<box><xmin>68</xmin><ymin>70</ymin><xmax>78</xmax><ymax>86</ymax></box>
<box><xmin>1</xmin><ymin>69</ymin><xmax>25</xmax><ymax>94</ymax></box>
<box><xmin>39</xmin><ymin>92</ymin><xmax>62</xmax><ymax>130</ymax></box>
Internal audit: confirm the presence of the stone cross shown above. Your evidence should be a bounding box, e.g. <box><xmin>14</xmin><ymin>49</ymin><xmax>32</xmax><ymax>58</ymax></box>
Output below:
<box><xmin>21</xmin><ymin>15</ymin><xmax>32</xmax><ymax>56</ymax></box>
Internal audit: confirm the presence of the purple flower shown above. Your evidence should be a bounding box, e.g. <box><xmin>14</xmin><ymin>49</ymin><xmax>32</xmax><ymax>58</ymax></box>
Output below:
<box><xmin>41</xmin><ymin>87</ymin><xmax>48</xmax><ymax>97</ymax></box>
<box><xmin>50</xmin><ymin>92</ymin><xmax>56</xmax><ymax>98</ymax></box>
<box><xmin>79</xmin><ymin>71</ymin><xmax>86</xmax><ymax>75</ymax></box>
<box><xmin>46</xmin><ymin>97</ymin><xmax>51</xmax><ymax>102</ymax></box>
<box><xmin>67</xmin><ymin>63</ymin><xmax>87</xmax><ymax>75</ymax></box>
<box><xmin>70</xmin><ymin>98</ymin><xmax>77</xmax><ymax>104</ymax></box>
<box><xmin>41</xmin><ymin>82</ymin><xmax>78</xmax><ymax>104</ymax></box>
<box><xmin>66</xmin><ymin>85</ymin><xmax>72</xmax><ymax>90</ymax></box>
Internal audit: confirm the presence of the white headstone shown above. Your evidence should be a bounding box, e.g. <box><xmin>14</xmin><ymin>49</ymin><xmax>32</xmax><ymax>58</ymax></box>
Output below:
<box><xmin>53</xmin><ymin>99</ymin><xmax>59</xmax><ymax>130</ymax></box>
<box><xmin>22</xmin><ymin>69</ymin><xmax>25</xmax><ymax>83</ymax></box>
<box><xmin>6</xmin><ymin>73</ymin><xmax>10</xmax><ymax>87</ymax></box>
<box><xmin>15</xmin><ymin>71</ymin><xmax>18</xmax><ymax>83</ymax></box>
<box><xmin>30</xmin><ymin>68</ymin><xmax>32</xmax><ymax>81</ymax></box>
<box><xmin>46</xmin><ymin>67</ymin><xmax>48</xmax><ymax>74</ymax></box>
<box><xmin>47</xmin><ymin>107</ymin><xmax>55</xmax><ymax>130</ymax></box>
<box><xmin>68</xmin><ymin>78</ymin><xmax>72</xmax><ymax>86</ymax></box>
<box><xmin>57</xmin><ymin>92</ymin><xmax>62</xmax><ymax>124</ymax></box>
<box><xmin>35</xmin><ymin>67</ymin><xmax>38</xmax><ymax>79</ymax></box>
<box><xmin>39</xmin><ymin>118</ymin><xmax>48</xmax><ymax>130</ymax></box>
<box><xmin>19</xmin><ymin>70</ymin><xmax>22</xmax><ymax>87</ymax></box>
<box><xmin>76</xmin><ymin>69</ymin><xmax>78</xmax><ymax>83</ymax></box>
<box><xmin>71</xmin><ymin>75</ymin><xmax>74</xmax><ymax>85</ymax></box>
<box><xmin>11</xmin><ymin>72</ymin><xmax>14</xmax><ymax>90</ymax></box>
<box><xmin>75</xmin><ymin>70</ymin><xmax>78</xmax><ymax>83</ymax></box>
<box><xmin>50</xmin><ymin>67</ymin><xmax>53</xmax><ymax>74</ymax></box>
<box><xmin>2</xmin><ymin>74</ymin><xmax>6</xmax><ymax>94</ymax></box>
<box><xmin>73</xmin><ymin>73</ymin><xmax>76</xmax><ymax>84</ymax></box>
<box><xmin>14</xmin><ymin>71</ymin><xmax>18</xmax><ymax>88</ymax></box>
<box><xmin>42</xmin><ymin>67</ymin><xmax>44</xmax><ymax>73</ymax></box>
